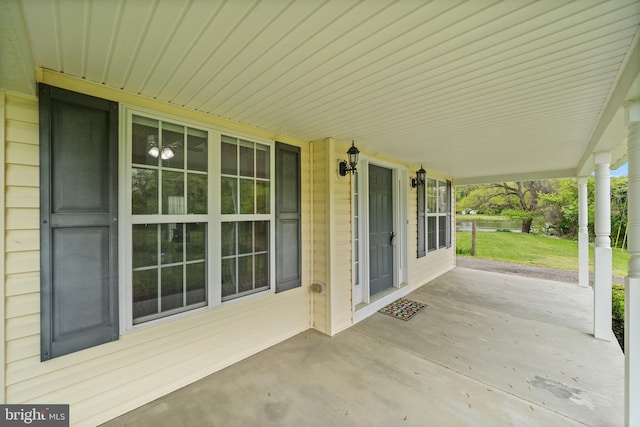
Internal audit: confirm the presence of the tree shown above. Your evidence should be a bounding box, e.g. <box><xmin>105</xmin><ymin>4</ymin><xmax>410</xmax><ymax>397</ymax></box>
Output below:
<box><xmin>492</xmin><ymin>181</ymin><xmax>552</xmax><ymax>233</ymax></box>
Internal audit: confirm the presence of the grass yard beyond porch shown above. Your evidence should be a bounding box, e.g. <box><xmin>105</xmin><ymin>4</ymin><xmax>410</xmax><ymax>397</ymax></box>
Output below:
<box><xmin>456</xmin><ymin>231</ymin><xmax>629</xmax><ymax>278</ymax></box>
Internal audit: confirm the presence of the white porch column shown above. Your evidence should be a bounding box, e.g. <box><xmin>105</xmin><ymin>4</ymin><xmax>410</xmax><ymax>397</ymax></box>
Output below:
<box><xmin>578</xmin><ymin>177</ymin><xmax>589</xmax><ymax>288</ymax></box>
<box><xmin>625</xmin><ymin>101</ymin><xmax>640</xmax><ymax>427</ymax></box>
<box><xmin>593</xmin><ymin>151</ymin><xmax>612</xmax><ymax>340</ymax></box>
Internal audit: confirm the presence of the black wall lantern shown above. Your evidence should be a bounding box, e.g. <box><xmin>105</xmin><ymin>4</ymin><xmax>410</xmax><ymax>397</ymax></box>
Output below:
<box><xmin>339</xmin><ymin>140</ymin><xmax>360</xmax><ymax>176</ymax></box>
<box><xmin>411</xmin><ymin>165</ymin><xmax>426</xmax><ymax>188</ymax></box>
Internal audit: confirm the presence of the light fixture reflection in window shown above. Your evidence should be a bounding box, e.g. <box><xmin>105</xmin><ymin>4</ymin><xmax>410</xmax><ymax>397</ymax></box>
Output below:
<box><xmin>147</xmin><ymin>135</ymin><xmax>177</xmax><ymax>160</ymax></box>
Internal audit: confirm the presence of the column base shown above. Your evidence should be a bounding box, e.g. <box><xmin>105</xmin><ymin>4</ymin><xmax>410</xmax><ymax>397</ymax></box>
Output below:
<box><xmin>594</xmin><ymin>246</ymin><xmax>612</xmax><ymax>340</ymax></box>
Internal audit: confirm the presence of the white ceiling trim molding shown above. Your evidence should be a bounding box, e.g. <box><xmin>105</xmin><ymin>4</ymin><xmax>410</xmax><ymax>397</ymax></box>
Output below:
<box><xmin>576</xmin><ymin>28</ymin><xmax>640</xmax><ymax>177</ymax></box>
<box><xmin>0</xmin><ymin>0</ymin><xmax>36</xmax><ymax>94</ymax></box>
<box><xmin>455</xmin><ymin>168</ymin><xmax>577</xmax><ymax>186</ymax></box>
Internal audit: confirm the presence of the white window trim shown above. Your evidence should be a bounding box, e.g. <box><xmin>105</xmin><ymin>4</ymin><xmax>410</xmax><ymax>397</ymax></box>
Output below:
<box><xmin>119</xmin><ymin>104</ymin><xmax>276</xmax><ymax>333</ymax></box>
<box><xmin>426</xmin><ymin>177</ymin><xmax>450</xmax><ymax>252</ymax></box>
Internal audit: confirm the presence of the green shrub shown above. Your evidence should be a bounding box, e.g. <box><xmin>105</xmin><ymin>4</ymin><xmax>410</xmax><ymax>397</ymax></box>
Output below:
<box><xmin>612</xmin><ymin>285</ymin><xmax>625</xmax><ymax>321</ymax></box>
<box><xmin>456</xmin><ymin>246</ymin><xmax>472</xmax><ymax>255</ymax></box>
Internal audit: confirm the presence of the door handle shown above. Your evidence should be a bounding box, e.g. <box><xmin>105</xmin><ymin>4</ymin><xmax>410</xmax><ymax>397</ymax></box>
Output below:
<box><xmin>390</xmin><ymin>231</ymin><xmax>396</xmax><ymax>246</ymax></box>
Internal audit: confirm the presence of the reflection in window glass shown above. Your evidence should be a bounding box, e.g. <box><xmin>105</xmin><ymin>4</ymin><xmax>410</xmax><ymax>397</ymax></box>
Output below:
<box><xmin>131</xmin><ymin>114</ymin><xmax>209</xmax><ymax>325</ymax></box>
<box><xmin>239</xmin><ymin>142</ymin><xmax>254</xmax><ymax>177</ymax></box>
<box><xmin>132</xmin><ymin>168</ymin><xmax>158</xmax><ymax>214</ymax></box>
<box><xmin>131</xmin><ymin>223</ymin><xmax>207</xmax><ymax>324</ymax></box>
<box><xmin>132</xmin><ymin>115</ymin><xmax>159</xmax><ymax>166</ymax></box>
<box><xmin>187</xmin><ymin>128</ymin><xmax>207</xmax><ymax>172</ymax></box>
<box><xmin>427</xmin><ymin>178</ymin><xmax>437</xmax><ymax>213</ymax></box>
<box><xmin>427</xmin><ymin>217</ymin><xmax>437</xmax><ymax>251</ymax></box>
<box><xmin>187</xmin><ymin>173</ymin><xmax>207</xmax><ymax>214</ymax></box>
<box><xmin>220</xmin><ymin>221</ymin><xmax>269</xmax><ymax>301</ymax></box>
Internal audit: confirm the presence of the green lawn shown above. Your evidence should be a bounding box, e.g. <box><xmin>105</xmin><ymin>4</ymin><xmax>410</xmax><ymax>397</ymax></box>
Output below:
<box><xmin>456</xmin><ymin>231</ymin><xmax>629</xmax><ymax>278</ymax></box>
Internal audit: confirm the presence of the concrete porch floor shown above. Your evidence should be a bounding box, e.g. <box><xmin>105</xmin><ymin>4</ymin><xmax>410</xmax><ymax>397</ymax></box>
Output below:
<box><xmin>103</xmin><ymin>268</ymin><xmax>624</xmax><ymax>426</ymax></box>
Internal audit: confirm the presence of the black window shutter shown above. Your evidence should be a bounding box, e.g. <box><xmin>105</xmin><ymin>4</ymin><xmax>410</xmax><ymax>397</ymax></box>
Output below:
<box><xmin>417</xmin><ymin>181</ymin><xmax>426</xmax><ymax>258</ymax></box>
<box><xmin>39</xmin><ymin>84</ymin><xmax>119</xmax><ymax>360</ymax></box>
<box><xmin>275</xmin><ymin>142</ymin><xmax>302</xmax><ymax>292</ymax></box>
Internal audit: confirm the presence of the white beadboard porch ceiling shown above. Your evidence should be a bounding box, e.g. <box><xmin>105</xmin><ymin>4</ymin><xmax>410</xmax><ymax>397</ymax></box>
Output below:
<box><xmin>17</xmin><ymin>0</ymin><xmax>640</xmax><ymax>183</ymax></box>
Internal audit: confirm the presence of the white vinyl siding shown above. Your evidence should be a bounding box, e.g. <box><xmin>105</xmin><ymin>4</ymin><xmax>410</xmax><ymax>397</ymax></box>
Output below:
<box><xmin>2</xmin><ymin>87</ymin><xmax>311</xmax><ymax>426</ymax></box>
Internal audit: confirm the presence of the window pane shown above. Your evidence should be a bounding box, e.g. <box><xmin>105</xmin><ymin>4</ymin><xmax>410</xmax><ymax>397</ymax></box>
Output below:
<box><xmin>161</xmin><ymin>265</ymin><xmax>183</xmax><ymax>311</ymax></box>
<box><xmin>240</xmin><ymin>179</ymin><xmax>255</xmax><ymax>214</ymax></box>
<box><xmin>162</xmin><ymin>171</ymin><xmax>185</xmax><ymax>214</ymax></box>
<box><xmin>133</xmin><ymin>224</ymin><xmax>158</xmax><ymax>268</ymax></box>
<box><xmin>187</xmin><ymin>128</ymin><xmax>207</xmax><ymax>172</ymax></box>
<box><xmin>238</xmin><ymin>221</ymin><xmax>253</xmax><ymax>254</ymax></box>
<box><xmin>133</xmin><ymin>268</ymin><xmax>158</xmax><ymax>320</ymax></box>
<box><xmin>132</xmin><ymin>116</ymin><xmax>159</xmax><ymax>166</ymax></box>
<box><xmin>438</xmin><ymin>181</ymin><xmax>447</xmax><ymax>213</ymax></box>
<box><xmin>187</xmin><ymin>173</ymin><xmax>207</xmax><ymax>214</ymax></box>
<box><xmin>132</xmin><ymin>168</ymin><xmax>158</xmax><ymax>214</ymax></box>
<box><xmin>256</xmin><ymin>181</ymin><xmax>269</xmax><ymax>214</ymax></box>
<box><xmin>439</xmin><ymin>216</ymin><xmax>447</xmax><ymax>248</ymax></box>
<box><xmin>256</xmin><ymin>144</ymin><xmax>270</xmax><ymax>179</ymax></box>
<box><xmin>221</xmin><ymin>222</ymin><xmax>236</xmax><ymax>257</ymax></box>
<box><xmin>427</xmin><ymin>217</ymin><xmax>437</xmax><ymax>251</ymax></box>
<box><xmin>254</xmin><ymin>221</ymin><xmax>269</xmax><ymax>252</ymax></box>
<box><xmin>255</xmin><ymin>253</ymin><xmax>268</xmax><ymax>288</ymax></box>
<box><xmin>221</xmin><ymin>137</ymin><xmax>237</xmax><ymax>175</ymax></box>
<box><xmin>221</xmin><ymin>177</ymin><xmax>237</xmax><ymax>214</ymax></box>
<box><xmin>239</xmin><ymin>141</ymin><xmax>254</xmax><ymax>177</ymax></box>
<box><xmin>186</xmin><ymin>223</ymin><xmax>206</xmax><ymax>261</ymax></box>
<box><xmin>427</xmin><ymin>178</ymin><xmax>437</xmax><ymax>213</ymax></box>
<box><xmin>161</xmin><ymin>122</ymin><xmax>185</xmax><ymax>168</ymax></box>
<box><xmin>238</xmin><ymin>256</ymin><xmax>253</xmax><ymax>293</ymax></box>
<box><xmin>161</xmin><ymin>223</ymin><xmax>184</xmax><ymax>265</ymax></box>
<box><xmin>186</xmin><ymin>262</ymin><xmax>206</xmax><ymax>305</ymax></box>
<box><xmin>221</xmin><ymin>258</ymin><xmax>236</xmax><ymax>298</ymax></box>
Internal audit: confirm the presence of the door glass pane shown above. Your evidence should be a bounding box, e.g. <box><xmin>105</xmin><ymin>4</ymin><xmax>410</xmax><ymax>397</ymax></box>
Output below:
<box><xmin>132</xmin><ymin>168</ymin><xmax>158</xmax><ymax>214</ymax></box>
<box><xmin>133</xmin><ymin>224</ymin><xmax>158</xmax><ymax>268</ymax></box>
<box><xmin>221</xmin><ymin>137</ymin><xmax>237</xmax><ymax>175</ymax></box>
<box><xmin>221</xmin><ymin>177</ymin><xmax>237</xmax><ymax>214</ymax></box>
<box><xmin>240</xmin><ymin>179</ymin><xmax>255</xmax><ymax>214</ymax></box>
<box><xmin>221</xmin><ymin>258</ymin><xmax>236</xmax><ymax>298</ymax></box>
<box><xmin>162</xmin><ymin>171</ymin><xmax>185</xmax><ymax>214</ymax></box>
<box><xmin>221</xmin><ymin>222</ymin><xmax>236</xmax><ymax>257</ymax></box>
<box><xmin>161</xmin><ymin>223</ymin><xmax>184</xmax><ymax>265</ymax></box>
<box><xmin>187</xmin><ymin>173</ymin><xmax>207</xmax><ymax>214</ymax></box>
<box><xmin>186</xmin><ymin>262</ymin><xmax>206</xmax><ymax>305</ymax></box>
<box><xmin>187</xmin><ymin>127</ymin><xmax>207</xmax><ymax>172</ymax></box>
<box><xmin>161</xmin><ymin>122</ymin><xmax>185</xmax><ymax>168</ymax></box>
<box><xmin>238</xmin><ymin>256</ymin><xmax>253</xmax><ymax>293</ymax></box>
<box><xmin>161</xmin><ymin>265</ymin><xmax>183</xmax><ymax>311</ymax></box>
<box><xmin>132</xmin><ymin>115</ymin><xmax>159</xmax><ymax>166</ymax></box>
<box><xmin>186</xmin><ymin>223</ymin><xmax>206</xmax><ymax>261</ymax></box>
<box><xmin>133</xmin><ymin>268</ymin><xmax>158</xmax><ymax>320</ymax></box>
<box><xmin>239</xmin><ymin>141</ymin><xmax>254</xmax><ymax>177</ymax></box>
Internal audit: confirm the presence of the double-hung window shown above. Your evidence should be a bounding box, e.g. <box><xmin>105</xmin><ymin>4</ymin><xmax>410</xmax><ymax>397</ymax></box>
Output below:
<box><xmin>220</xmin><ymin>136</ymin><xmax>271</xmax><ymax>301</ymax></box>
<box><xmin>129</xmin><ymin>114</ymin><xmax>209</xmax><ymax>325</ymax></box>
<box><xmin>124</xmin><ymin>109</ymin><xmax>277</xmax><ymax>328</ymax></box>
<box><xmin>426</xmin><ymin>178</ymin><xmax>451</xmax><ymax>251</ymax></box>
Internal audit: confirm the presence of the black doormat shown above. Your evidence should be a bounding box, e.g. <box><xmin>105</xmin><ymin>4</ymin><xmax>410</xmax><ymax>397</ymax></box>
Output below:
<box><xmin>378</xmin><ymin>298</ymin><xmax>426</xmax><ymax>321</ymax></box>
